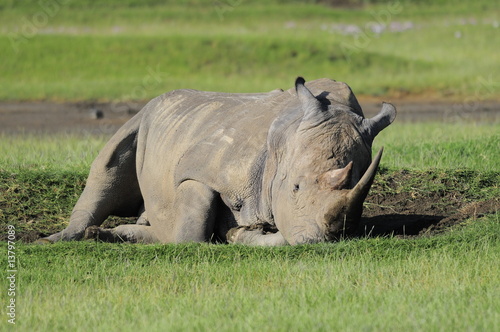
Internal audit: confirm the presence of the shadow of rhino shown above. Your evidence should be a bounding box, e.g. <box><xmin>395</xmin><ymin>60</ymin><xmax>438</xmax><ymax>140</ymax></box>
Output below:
<box><xmin>357</xmin><ymin>214</ymin><xmax>444</xmax><ymax>237</ymax></box>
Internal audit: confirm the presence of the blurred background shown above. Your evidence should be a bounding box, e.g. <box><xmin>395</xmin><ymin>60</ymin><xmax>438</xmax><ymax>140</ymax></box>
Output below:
<box><xmin>0</xmin><ymin>0</ymin><xmax>498</xmax><ymax>132</ymax></box>
<box><xmin>1</xmin><ymin>0</ymin><xmax>498</xmax><ymax>98</ymax></box>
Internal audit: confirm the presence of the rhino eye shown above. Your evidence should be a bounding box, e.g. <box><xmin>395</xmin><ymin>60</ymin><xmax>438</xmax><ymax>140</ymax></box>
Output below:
<box><xmin>293</xmin><ymin>184</ymin><xmax>300</xmax><ymax>193</ymax></box>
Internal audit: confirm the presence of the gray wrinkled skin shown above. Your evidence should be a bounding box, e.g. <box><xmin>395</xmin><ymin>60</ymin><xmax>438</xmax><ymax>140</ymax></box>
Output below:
<box><xmin>43</xmin><ymin>77</ymin><xmax>396</xmax><ymax>245</ymax></box>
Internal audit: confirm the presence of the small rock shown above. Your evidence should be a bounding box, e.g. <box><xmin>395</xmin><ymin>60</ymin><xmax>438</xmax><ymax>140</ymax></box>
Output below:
<box><xmin>90</xmin><ymin>108</ymin><xmax>104</xmax><ymax>119</ymax></box>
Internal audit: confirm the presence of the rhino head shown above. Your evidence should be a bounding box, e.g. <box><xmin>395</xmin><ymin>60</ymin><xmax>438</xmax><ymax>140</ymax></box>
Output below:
<box><xmin>265</xmin><ymin>77</ymin><xmax>396</xmax><ymax>244</ymax></box>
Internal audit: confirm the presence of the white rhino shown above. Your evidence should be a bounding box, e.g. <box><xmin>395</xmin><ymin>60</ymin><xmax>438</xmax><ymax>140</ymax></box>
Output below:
<box><xmin>43</xmin><ymin>77</ymin><xmax>396</xmax><ymax>245</ymax></box>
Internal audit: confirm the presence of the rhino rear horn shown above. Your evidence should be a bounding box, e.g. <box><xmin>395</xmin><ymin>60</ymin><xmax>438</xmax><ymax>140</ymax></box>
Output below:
<box><xmin>362</xmin><ymin>103</ymin><xmax>396</xmax><ymax>143</ymax></box>
<box><xmin>319</xmin><ymin>162</ymin><xmax>353</xmax><ymax>190</ymax></box>
<box><xmin>295</xmin><ymin>77</ymin><xmax>325</xmax><ymax>125</ymax></box>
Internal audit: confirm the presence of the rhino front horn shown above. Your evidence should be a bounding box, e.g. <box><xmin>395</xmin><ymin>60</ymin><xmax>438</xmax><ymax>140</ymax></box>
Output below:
<box><xmin>346</xmin><ymin>147</ymin><xmax>384</xmax><ymax>212</ymax></box>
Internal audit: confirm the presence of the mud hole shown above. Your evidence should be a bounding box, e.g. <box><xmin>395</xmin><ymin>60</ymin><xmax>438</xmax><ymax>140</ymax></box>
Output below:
<box><xmin>360</xmin><ymin>192</ymin><xmax>498</xmax><ymax>239</ymax></box>
<box><xmin>1</xmin><ymin>100</ymin><xmax>498</xmax><ymax>242</ymax></box>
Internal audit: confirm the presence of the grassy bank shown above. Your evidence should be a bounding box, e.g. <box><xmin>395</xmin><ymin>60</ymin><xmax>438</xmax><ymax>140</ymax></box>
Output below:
<box><xmin>1</xmin><ymin>1</ymin><xmax>499</xmax><ymax>100</ymax></box>
<box><xmin>1</xmin><ymin>123</ymin><xmax>498</xmax><ymax>238</ymax></box>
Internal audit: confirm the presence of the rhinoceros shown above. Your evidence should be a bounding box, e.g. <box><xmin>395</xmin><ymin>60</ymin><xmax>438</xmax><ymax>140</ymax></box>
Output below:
<box><xmin>43</xmin><ymin>77</ymin><xmax>396</xmax><ymax>245</ymax></box>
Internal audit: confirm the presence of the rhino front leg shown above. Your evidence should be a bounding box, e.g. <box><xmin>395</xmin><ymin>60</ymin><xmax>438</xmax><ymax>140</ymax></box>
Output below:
<box><xmin>136</xmin><ymin>204</ymin><xmax>149</xmax><ymax>226</ymax></box>
<box><xmin>227</xmin><ymin>226</ymin><xmax>288</xmax><ymax>246</ymax></box>
<box><xmin>171</xmin><ymin>180</ymin><xmax>218</xmax><ymax>243</ymax></box>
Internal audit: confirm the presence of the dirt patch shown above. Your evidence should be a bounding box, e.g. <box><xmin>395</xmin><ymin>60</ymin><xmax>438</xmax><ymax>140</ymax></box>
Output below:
<box><xmin>12</xmin><ymin>198</ymin><xmax>498</xmax><ymax>243</ymax></box>
<box><xmin>357</xmin><ymin>168</ymin><xmax>499</xmax><ymax>238</ymax></box>
<box><xmin>360</xmin><ymin>194</ymin><xmax>498</xmax><ymax>238</ymax></box>
<box><xmin>0</xmin><ymin>101</ymin><xmax>146</xmax><ymax>135</ymax></box>
<box><xmin>2</xmin><ymin>175</ymin><xmax>498</xmax><ymax>243</ymax></box>
<box><xmin>0</xmin><ymin>99</ymin><xmax>499</xmax><ymax>135</ymax></box>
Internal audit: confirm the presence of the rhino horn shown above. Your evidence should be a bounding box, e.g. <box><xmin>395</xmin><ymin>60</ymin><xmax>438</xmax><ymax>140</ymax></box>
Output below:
<box><xmin>362</xmin><ymin>103</ymin><xmax>396</xmax><ymax>143</ymax></box>
<box><xmin>346</xmin><ymin>147</ymin><xmax>383</xmax><ymax>210</ymax></box>
<box><xmin>295</xmin><ymin>77</ymin><xmax>325</xmax><ymax>125</ymax></box>
<box><xmin>320</xmin><ymin>161</ymin><xmax>353</xmax><ymax>190</ymax></box>
<box><xmin>323</xmin><ymin>149</ymin><xmax>382</xmax><ymax>239</ymax></box>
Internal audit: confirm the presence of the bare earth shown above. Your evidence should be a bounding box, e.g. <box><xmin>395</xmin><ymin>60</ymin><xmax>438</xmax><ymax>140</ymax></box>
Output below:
<box><xmin>1</xmin><ymin>100</ymin><xmax>498</xmax><ymax>242</ymax></box>
<box><xmin>0</xmin><ymin>99</ymin><xmax>499</xmax><ymax>135</ymax></box>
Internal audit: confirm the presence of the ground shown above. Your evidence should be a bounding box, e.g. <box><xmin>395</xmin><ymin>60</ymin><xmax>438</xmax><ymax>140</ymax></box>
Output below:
<box><xmin>1</xmin><ymin>99</ymin><xmax>498</xmax><ymax>242</ymax></box>
<box><xmin>361</xmin><ymin>180</ymin><xmax>498</xmax><ymax>238</ymax></box>
<box><xmin>1</xmin><ymin>99</ymin><xmax>499</xmax><ymax>135</ymax></box>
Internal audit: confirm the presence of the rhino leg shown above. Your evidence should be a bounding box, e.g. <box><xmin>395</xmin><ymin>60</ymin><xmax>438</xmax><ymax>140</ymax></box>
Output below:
<box><xmin>171</xmin><ymin>180</ymin><xmax>218</xmax><ymax>243</ymax></box>
<box><xmin>84</xmin><ymin>225</ymin><xmax>158</xmax><ymax>244</ymax></box>
<box><xmin>227</xmin><ymin>226</ymin><xmax>288</xmax><ymax>246</ymax></box>
<box><xmin>136</xmin><ymin>204</ymin><xmax>149</xmax><ymax>226</ymax></box>
<box><xmin>83</xmin><ymin>180</ymin><xmax>218</xmax><ymax>243</ymax></box>
<box><xmin>43</xmin><ymin>115</ymin><xmax>144</xmax><ymax>242</ymax></box>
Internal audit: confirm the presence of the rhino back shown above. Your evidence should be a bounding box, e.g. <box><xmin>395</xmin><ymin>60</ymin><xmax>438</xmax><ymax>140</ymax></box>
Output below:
<box><xmin>136</xmin><ymin>88</ymin><xmax>291</xmax><ymax>209</ymax></box>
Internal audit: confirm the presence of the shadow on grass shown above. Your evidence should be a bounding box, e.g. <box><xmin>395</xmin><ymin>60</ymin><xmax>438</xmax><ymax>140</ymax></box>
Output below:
<box><xmin>357</xmin><ymin>214</ymin><xmax>444</xmax><ymax>237</ymax></box>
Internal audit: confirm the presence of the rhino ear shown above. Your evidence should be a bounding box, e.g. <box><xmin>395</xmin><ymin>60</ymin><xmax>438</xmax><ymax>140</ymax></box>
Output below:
<box><xmin>295</xmin><ymin>77</ymin><xmax>325</xmax><ymax>126</ymax></box>
<box><xmin>361</xmin><ymin>102</ymin><xmax>396</xmax><ymax>143</ymax></box>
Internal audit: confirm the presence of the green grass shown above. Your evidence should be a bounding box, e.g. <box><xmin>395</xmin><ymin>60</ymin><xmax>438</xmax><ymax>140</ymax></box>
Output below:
<box><xmin>373</xmin><ymin>123</ymin><xmax>500</xmax><ymax>171</ymax></box>
<box><xmin>0</xmin><ymin>1</ymin><xmax>499</xmax><ymax>100</ymax></box>
<box><xmin>1</xmin><ymin>217</ymin><xmax>499</xmax><ymax>331</ymax></box>
<box><xmin>0</xmin><ymin>134</ymin><xmax>106</xmax><ymax>173</ymax></box>
<box><xmin>2</xmin><ymin>122</ymin><xmax>498</xmax><ymax>173</ymax></box>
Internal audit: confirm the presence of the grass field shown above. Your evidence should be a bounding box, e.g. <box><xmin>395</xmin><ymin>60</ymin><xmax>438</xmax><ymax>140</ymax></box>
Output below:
<box><xmin>1</xmin><ymin>0</ymin><xmax>499</xmax><ymax>100</ymax></box>
<box><xmin>1</xmin><ymin>223</ymin><xmax>499</xmax><ymax>331</ymax></box>
<box><xmin>1</xmin><ymin>1</ymin><xmax>500</xmax><ymax>331</ymax></box>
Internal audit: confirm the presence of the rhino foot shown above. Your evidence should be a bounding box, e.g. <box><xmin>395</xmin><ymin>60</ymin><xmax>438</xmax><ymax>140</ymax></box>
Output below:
<box><xmin>34</xmin><ymin>230</ymin><xmax>66</xmax><ymax>244</ymax></box>
<box><xmin>226</xmin><ymin>224</ymin><xmax>286</xmax><ymax>246</ymax></box>
<box><xmin>84</xmin><ymin>225</ymin><xmax>159</xmax><ymax>243</ymax></box>
<box><xmin>84</xmin><ymin>226</ymin><xmax>117</xmax><ymax>242</ymax></box>
<box><xmin>33</xmin><ymin>238</ymin><xmax>54</xmax><ymax>245</ymax></box>
<box><xmin>226</xmin><ymin>224</ymin><xmax>272</xmax><ymax>243</ymax></box>
<box><xmin>226</xmin><ymin>226</ymin><xmax>250</xmax><ymax>244</ymax></box>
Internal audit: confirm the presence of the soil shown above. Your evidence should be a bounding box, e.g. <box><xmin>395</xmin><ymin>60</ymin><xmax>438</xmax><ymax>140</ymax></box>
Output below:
<box><xmin>0</xmin><ymin>101</ymin><xmax>144</xmax><ymax>136</ymax></box>
<box><xmin>1</xmin><ymin>99</ymin><xmax>498</xmax><ymax>242</ymax></box>
<box><xmin>360</xmin><ymin>191</ymin><xmax>498</xmax><ymax>239</ymax></box>
<box><xmin>1</xmin><ymin>99</ymin><xmax>499</xmax><ymax>135</ymax></box>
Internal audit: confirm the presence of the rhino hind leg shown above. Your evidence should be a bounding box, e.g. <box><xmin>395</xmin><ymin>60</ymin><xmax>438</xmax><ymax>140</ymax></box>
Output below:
<box><xmin>41</xmin><ymin>114</ymin><xmax>144</xmax><ymax>243</ymax></box>
<box><xmin>84</xmin><ymin>225</ymin><xmax>158</xmax><ymax>244</ymax></box>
